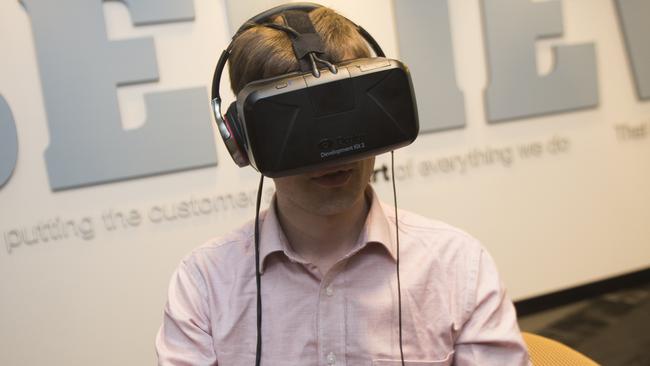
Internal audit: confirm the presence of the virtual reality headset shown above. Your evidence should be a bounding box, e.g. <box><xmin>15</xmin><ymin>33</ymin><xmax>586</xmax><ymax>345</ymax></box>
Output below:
<box><xmin>211</xmin><ymin>2</ymin><xmax>419</xmax><ymax>178</ymax></box>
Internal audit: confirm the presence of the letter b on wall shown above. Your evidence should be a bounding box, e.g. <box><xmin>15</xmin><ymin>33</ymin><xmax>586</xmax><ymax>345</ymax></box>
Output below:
<box><xmin>21</xmin><ymin>0</ymin><xmax>217</xmax><ymax>191</ymax></box>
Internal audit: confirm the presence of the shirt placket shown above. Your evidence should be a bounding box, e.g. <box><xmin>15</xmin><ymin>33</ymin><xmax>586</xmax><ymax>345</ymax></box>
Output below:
<box><xmin>317</xmin><ymin>267</ymin><xmax>347</xmax><ymax>366</ymax></box>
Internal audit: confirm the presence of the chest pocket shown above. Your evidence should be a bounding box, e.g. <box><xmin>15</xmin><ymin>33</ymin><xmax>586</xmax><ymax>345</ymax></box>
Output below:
<box><xmin>373</xmin><ymin>351</ymin><xmax>454</xmax><ymax>366</ymax></box>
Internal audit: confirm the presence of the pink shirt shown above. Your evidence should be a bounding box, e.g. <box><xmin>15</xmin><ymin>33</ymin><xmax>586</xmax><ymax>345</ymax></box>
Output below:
<box><xmin>156</xmin><ymin>190</ymin><xmax>530</xmax><ymax>365</ymax></box>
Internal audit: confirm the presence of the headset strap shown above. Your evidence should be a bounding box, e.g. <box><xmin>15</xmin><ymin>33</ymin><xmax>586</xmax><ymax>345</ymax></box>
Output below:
<box><xmin>211</xmin><ymin>3</ymin><xmax>385</xmax><ymax>101</ymax></box>
<box><xmin>281</xmin><ymin>11</ymin><xmax>326</xmax><ymax>73</ymax></box>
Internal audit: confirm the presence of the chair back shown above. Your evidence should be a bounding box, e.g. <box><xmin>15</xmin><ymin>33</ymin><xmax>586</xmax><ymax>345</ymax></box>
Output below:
<box><xmin>522</xmin><ymin>332</ymin><xmax>600</xmax><ymax>365</ymax></box>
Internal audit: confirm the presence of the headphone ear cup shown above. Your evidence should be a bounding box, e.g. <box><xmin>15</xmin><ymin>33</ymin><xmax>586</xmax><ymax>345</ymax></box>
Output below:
<box><xmin>221</xmin><ymin>102</ymin><xmax>250</xmax><ymax>167</ymax></box>
<box><xmin>225</xmin><ymin>102</ymin><xmax>242</xmax><ymax>139</ymax></box>
<box><xmin>225</xmin><ymin>102</ymin><xmax>247</xmax><ymax>151</ymax></box>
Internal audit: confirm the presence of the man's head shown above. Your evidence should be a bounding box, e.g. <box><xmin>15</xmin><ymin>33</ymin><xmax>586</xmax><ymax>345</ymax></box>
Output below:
<box><xmin>228</xmin><ymin>7</ymin><xmax>371</xmax><ymax>94</ymax></box>
<box><xmin>228</xmin><ymin>7</ymin><xmax>375</xmax><ymax>216</ymax></box>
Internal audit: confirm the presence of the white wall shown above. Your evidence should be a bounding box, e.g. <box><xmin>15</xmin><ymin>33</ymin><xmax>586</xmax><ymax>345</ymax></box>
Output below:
<box><xmin>0</xmin><ymin>0</ymin><xmax>648</xmax><ymax>365</ymax></box>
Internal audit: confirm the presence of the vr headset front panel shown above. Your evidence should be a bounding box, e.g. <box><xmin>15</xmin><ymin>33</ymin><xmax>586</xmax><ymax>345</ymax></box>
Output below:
<box><xmin>238</xmin><ymin>58</ymin><xmax>419</xmax><ymax>177</ymax></box>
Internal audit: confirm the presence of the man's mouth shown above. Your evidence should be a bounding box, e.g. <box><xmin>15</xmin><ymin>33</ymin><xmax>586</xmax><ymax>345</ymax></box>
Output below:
<box><xmin>310</xmin><ymin>165</ymin><xmax>354</xmax><ymax>187</ymax></box>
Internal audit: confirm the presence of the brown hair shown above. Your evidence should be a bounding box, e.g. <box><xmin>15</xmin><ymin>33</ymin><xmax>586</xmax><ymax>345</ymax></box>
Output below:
<box><xmin>228</xmin><ymin>7</ymin><xmax>371</xmax><ymax>94</ymax></box>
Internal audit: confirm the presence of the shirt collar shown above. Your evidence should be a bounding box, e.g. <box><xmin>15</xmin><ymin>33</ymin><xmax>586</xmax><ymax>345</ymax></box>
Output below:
<box><xmin>258</xmin><ymin>186</ymin><xmax>397</xmax><ymax>274</ymax></box>
<box><xmin>257</xmin><ymin>198</ymin><xmax>295</xmax><ymax>274</ymax></box>
<box><xmin>355</xmin><ymin>186</ymin><xmax>398</xmax><ymax>261</ymax></box>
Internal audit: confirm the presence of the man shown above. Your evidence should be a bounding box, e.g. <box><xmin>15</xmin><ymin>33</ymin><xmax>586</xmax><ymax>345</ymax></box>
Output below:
<box><xmin>156</xmin><ymin>6</ymin><xmax>530</xmax><ymax>365</ymax></box>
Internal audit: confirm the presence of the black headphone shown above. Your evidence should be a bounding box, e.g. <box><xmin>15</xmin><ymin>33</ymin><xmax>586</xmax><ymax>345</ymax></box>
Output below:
<box><xmin>210</xmin><ymin>2</ymin><xmax>386</xmax><ymax>169</ymax></box>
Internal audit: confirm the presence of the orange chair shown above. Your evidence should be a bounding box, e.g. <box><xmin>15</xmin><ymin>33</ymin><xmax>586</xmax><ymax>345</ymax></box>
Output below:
<box><xmin>522</xmin><ymin>332</ymin><xmax>600</xmax><ymax>365</ymax></box>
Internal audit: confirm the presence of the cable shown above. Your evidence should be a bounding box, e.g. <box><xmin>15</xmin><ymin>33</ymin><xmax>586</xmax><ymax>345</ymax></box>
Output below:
<box><xmin>253</xmin><ymin>158</ymin><xmax>403</xmax><ymax>366</ymax></box>
<box><xmin>312</xmin><ymin>53</ymin><xmax>338</xmax><ymax>74</ymax></box>
<box><xmin>391</xmin><ymin>151</ymin><xmax>405</xmax><ymax>366</ymax></box>
<box><xmin>308</xmin><ymin>53</ymin><xmax>321</xmax><ymax>77</ymax></box>
<box><xmin>254</xmin><ymin>174</ymin><xmax>264</xmax><ymax>366</ymax></box>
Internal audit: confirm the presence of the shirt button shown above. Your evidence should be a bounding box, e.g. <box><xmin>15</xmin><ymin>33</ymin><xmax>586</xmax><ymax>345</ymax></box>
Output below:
<box><xmin>325</xmin><ymin>285</ymin><xmax>334</xmax><ymax>296</ymax></box>
<box><xmin>326</xmin><ymin>352</ymin><xmax>336</xmax><ymax>365</ymax></box>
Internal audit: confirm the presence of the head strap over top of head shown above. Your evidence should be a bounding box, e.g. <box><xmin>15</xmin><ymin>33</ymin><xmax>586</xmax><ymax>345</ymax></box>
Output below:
<box><xmin>280</xmin><ymin>10</ymin><xmax>329</xmax><ymax>76</ymax></box>
<box><xmin>211</xmin><ymin>2</ymin><xmax>385</xmax><ymax>103</ymax></box>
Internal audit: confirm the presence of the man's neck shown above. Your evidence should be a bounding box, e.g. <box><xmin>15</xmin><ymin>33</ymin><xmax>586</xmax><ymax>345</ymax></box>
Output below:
<box><xmin>275</xmin><ymin>192</ymin><xmax>370</xmax><ymax>274</ymax></box>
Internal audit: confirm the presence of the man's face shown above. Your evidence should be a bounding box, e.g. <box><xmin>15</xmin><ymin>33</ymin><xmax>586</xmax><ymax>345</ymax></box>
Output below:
<box><xmin>273</xmin><ymin>157</ymin><xmax>375</xmax><ymax>216</ymax></box>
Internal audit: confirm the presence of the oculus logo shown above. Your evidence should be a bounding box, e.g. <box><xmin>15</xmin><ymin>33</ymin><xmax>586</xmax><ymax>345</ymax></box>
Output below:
<box><xmin>318</xmin><ymin>135</ymin><xmax>365</xmax><ymax>151</ymax></box>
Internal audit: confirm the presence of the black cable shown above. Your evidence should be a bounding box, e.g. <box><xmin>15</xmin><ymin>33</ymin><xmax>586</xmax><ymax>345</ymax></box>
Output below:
<box><xmin>254</xmin><ymin>174</ymin><xmax>264</xmax><ymax>366</ymax></box>
<box><xmin>307</xmin><ymin>53</ymin><xmax>321</xmax><ymax>77</ymax></box>
<box><xmin>253</xmin><ymin>160</ymin><xmax>402</xmax><ymax>366</ymax></box>
<box><xmin>312</xmin><ymin>53</ymin><xmax>338</xmax><ymax>74</ymax></box>
<box><xmin>391</xmin><ymin>151</ymin><xmax>405</xmax><ymax>366</ymax></box>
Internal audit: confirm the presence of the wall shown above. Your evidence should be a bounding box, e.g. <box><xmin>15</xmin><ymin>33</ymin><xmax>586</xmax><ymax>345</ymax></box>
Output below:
<box><xmin>0</xmin><ymin>0</ymin><xmax>648</xmax><ymax>364</ymax></box>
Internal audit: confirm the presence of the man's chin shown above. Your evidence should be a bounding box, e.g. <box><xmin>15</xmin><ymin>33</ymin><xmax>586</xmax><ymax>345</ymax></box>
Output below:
<box><xmin>306</xmin><ymin>190</ymin><xmax>365</xmax><ymax>216</ymax></box>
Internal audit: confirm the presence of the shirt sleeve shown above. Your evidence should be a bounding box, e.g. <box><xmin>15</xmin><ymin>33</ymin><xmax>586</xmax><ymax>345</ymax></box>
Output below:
<box><xmin>453</xmin><ymin>248</ymin><xmax>531</xmax><ymax>365</ymax></box>
<box><xmin>155</xmin><ymin>259</ymin><xmax>218</xmax><ymax>366</ymax></box>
